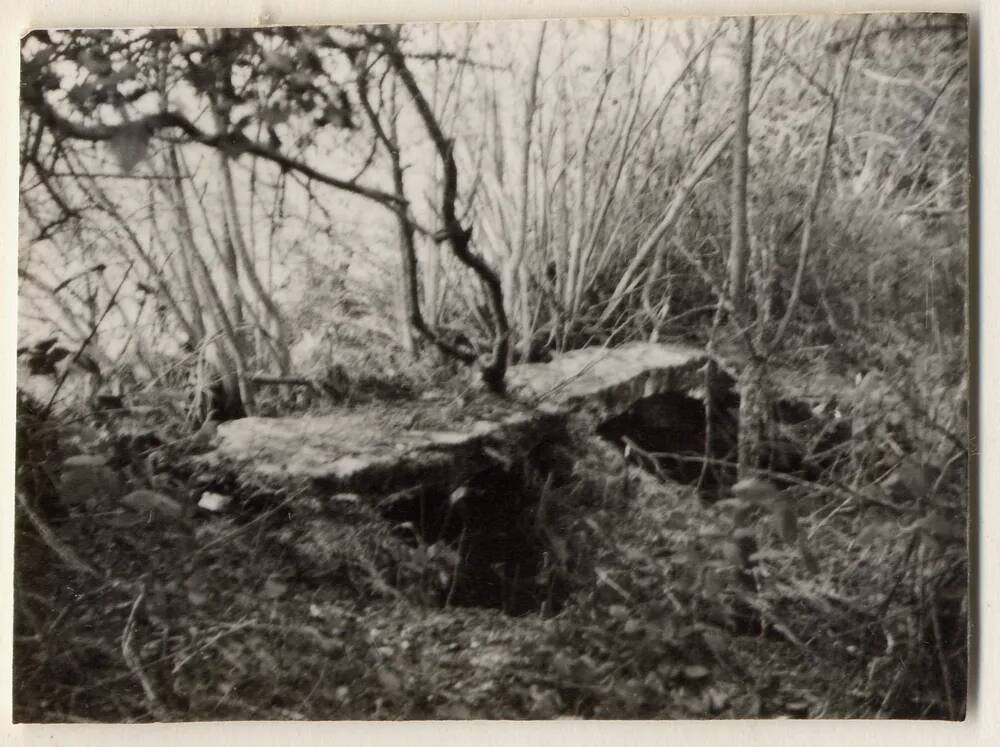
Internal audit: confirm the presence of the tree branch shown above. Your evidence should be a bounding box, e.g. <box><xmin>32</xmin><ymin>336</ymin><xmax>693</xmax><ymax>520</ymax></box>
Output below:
<box><xmin>379</xmin><ymin>28</ymin><xmax>510</xmax><ymax>391</ymax></box>
<box><xmin>23</xmin><ymin>93</ymin><xmax>405</xmax><ymax>210</ymax></box>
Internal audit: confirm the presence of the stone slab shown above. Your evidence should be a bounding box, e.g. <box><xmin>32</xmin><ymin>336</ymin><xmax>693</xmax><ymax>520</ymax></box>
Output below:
<box><xmin>506</xmin><ymin>342</ymin><xmax>712</xmax><ymax>421</ymax></box>
<box><xmin>199</xmin><ymin>405</ymin><xmax>563</xmax><ymax>498</ymax></box>
<box><xmin>194</xmin><ymin>343</ymin><xmax>720</xmax><ymax>500</ymax></box>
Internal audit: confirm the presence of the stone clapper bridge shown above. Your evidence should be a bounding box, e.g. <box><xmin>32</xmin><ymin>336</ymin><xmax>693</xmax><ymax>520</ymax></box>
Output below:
<box><xmin>202</xmin><ymin>343</ymin><xmax>722</xmax><ymax>494</ymax></box>
<box><xmin>192</xmin><ymin>343</ymin><xmax>732</xmax><ymax>612</ymax></box>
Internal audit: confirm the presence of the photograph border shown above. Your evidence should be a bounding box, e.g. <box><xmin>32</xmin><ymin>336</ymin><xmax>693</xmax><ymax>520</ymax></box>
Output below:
<box><xmin>2</xmin><ymin>0</ymin><xmax>990</xmax><ymax>744</ymax></box>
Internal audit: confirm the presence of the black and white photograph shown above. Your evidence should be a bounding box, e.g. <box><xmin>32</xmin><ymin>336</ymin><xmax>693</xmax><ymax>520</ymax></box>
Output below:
<box><xmin>13</xmin><ymin>12</ymin><xmax>970</xmax><ymax>722</ymax></box>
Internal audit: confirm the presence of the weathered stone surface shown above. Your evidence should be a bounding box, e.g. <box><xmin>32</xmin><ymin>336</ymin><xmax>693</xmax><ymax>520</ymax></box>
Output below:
<box><xmin>507</xmin><ymin>342</ymin><xmax>711</xmax><ymax>421</ymax></box>
<box><xmin>199</xmin><ymin>406</ymin><xmax>563</xmax><ymax>498</ymax></box>
<box><xmin>193</xmin><ymin>343</ymin><xmax>722</xmax><ymax>502</ymax></box>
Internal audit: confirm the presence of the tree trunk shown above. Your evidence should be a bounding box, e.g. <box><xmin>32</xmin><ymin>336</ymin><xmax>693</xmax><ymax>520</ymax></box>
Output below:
<box><xmin>730</xmin><ymin>16</ymin><xmax>766</xmax><ymax>478</ymax></box>
<box><xmin>513</xmin><ymin>22</ymin><xmax>546</xmax><ymax>362</ymax></box>
<box><xmin>737</xmin><ymin>357</ymin><xmax>770</xmax><ymax>475</ymax></box>
<box><xmin>729</xmin><ymin>16</ymin><xmax>754</xmax><ymax>309</ymax></box>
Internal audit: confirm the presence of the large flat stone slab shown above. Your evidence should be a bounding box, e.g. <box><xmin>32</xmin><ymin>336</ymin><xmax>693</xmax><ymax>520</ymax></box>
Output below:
<box><xmin>192</xmin><ymin>343</ymin><xmax>723</xmax><ymax>501</ymax></box>
<box><xmin>197</xmin><ymin>399</ymin><xmax>563</xmax><ymax>498</ymax></box>
<box><xmin>507</xmin><ymin>342</ymin><xmax>712</xmax><ymax>420</ymax></box>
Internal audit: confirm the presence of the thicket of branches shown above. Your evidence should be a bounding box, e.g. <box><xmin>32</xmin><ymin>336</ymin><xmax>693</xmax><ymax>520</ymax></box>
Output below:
<box><xmin>19</xmin><ymin>16</ymin><xmax>967</xmax><ymax>406</ymax></box>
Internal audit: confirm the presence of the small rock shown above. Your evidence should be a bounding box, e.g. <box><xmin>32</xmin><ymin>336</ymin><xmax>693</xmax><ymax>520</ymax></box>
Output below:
<box><xmin>198</xmin><ymin>491</ymin><xmax>232</xmax><ymax>512</ymax></box>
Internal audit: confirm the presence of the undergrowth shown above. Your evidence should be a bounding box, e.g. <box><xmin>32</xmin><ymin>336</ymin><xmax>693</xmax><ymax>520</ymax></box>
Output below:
<box><xmin>12</xmin><ymin>341</ymin><xmax>967</xmax><ymax>721</ymax></box>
